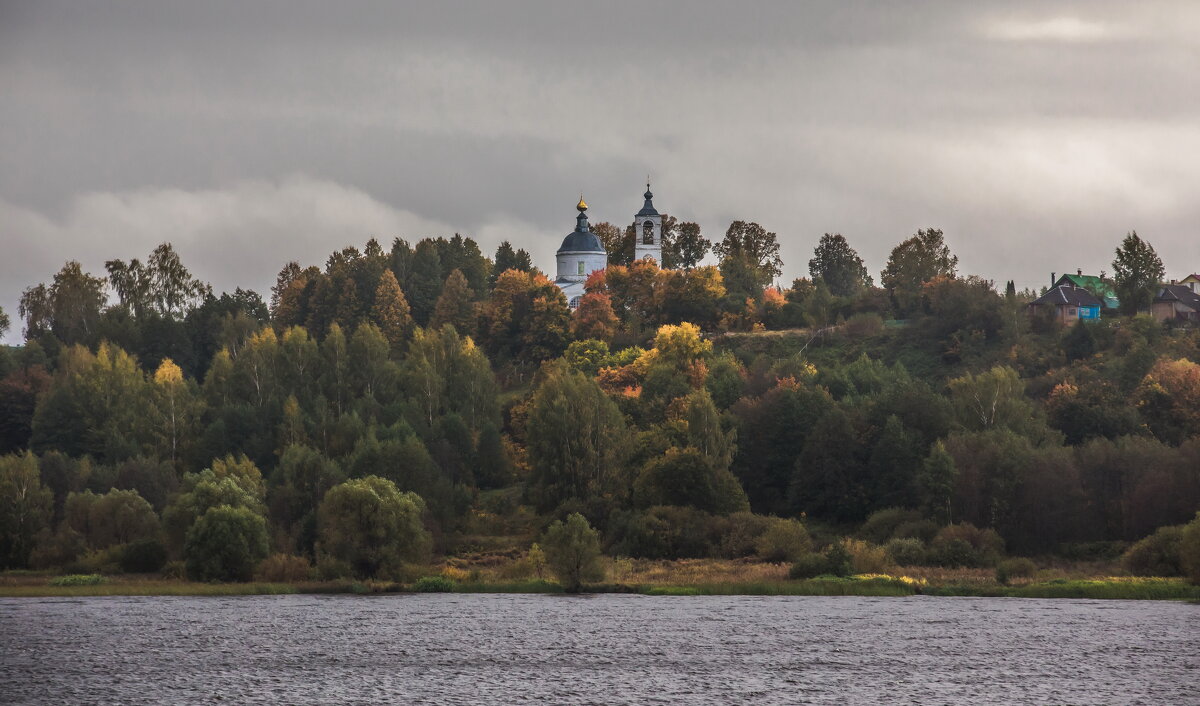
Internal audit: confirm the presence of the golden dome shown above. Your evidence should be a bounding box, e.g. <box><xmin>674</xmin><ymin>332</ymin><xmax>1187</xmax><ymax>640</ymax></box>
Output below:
<box><xmin>576</xmin><ymin>195</ymin><xmax>588</xmax><ymax>212</ymax></box>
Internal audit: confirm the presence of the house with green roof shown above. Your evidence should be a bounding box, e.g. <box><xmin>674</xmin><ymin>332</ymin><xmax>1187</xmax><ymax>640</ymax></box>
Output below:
<box><xmin>1052</xmin><ymin>270</ymin><xmax>1120</xmax><ymax>310</ymax></box>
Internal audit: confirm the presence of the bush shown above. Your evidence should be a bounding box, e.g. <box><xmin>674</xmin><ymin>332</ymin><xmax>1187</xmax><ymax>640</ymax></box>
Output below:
<box><xmin>788</xmin><ymin>553</ymin><xmax>830</xmax><ymax>580</ymax></box>
<box><xmin>717</xmin><ymin>512</ymin><xmax>770</xmax><ymax>558</ymax></box>
<box><xmin>755</xmin><ymin>518</ymin><xmax>812</xmax><ymax>562</ymax></box>
<box><xmin>844</xmin><ymin>313</ymin><xmax>884</xmax><ymax>338</ymax></box>
<box><xmin>255</xmin><ymin>553</ymin><xmax>313</xmax><ymax>582</ymax></box>
<box><xmin>48</xmin><ymin>573</ymin><xmax>105</xmax><ymax>586</ymax></box>
<box><xmin>844</xmin><ymin>539</ymin><xmax>892</xmax><ymax>574</ymax></box>
<box><xmin>892</xmin><ymin>520</ymin><xmax>939</xmax><ymax>544</ymax></box>
<box><xmin>315</xmin><ymin>556</ymin><xmax>352</xmax><ymax>581</ymax></box>
<box><xmin>823</xmin><ymin>541</ymin><xmax>853</xmax><ymax>577</ymax></box>
<box><xmin>1121</xmin><ymin>525</ymin><xmax>1183</xmax><ymax>577</ymax></box>
<box><xmin>161</xmin><ymin>560</ymin><xmax>186</xmax><ymax>580</ymax></box>
<box><xmin>884</xmin><ymin>538</ymin><xmax>927</xmax><ymax>566</ymax></box>
<box><xmin>413</xmin><ymin>575</ymin><xmax>456</xmax><ymax>593</ymax></box>
<box><xmin>996</xmin><ymin>557</ymin><xmax>1038</xmax><ymax>584</ymax></box>
<box><xmin>859</xmin><ymin>508</ymin><xmax>924</xmax><ymax>544</ymax></box>
<box><xmin>318</xmin><ymin>476</ymin><xmax>431</xmax><ymax>579</ymax></box>
<box><xmin>184</xmin><ymin>505</ymin><xmax>270</xmax><ymax>582</ymax></box>
<box><xmin>118</xmin><ymin>538</ymin><xmax>168</xmax><ymax>573</ymax></box>
<box><xmin>606</xmin><ymin>506</ymin><xmax>723</xmax><ymax>559</ymax></box>
<box><xmin>928</xmin><ymin>523</ymin><xmax>1004</xmax><ymax>568</ymax></box>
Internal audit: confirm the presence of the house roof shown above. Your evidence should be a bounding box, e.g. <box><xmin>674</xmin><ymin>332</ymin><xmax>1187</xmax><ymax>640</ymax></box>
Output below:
<box><xmin>1054</xmin><ymin>274</ymin><xmax>1120</xmax><ymax>309</ymax></box>
<box><xmin>1032</xmin><ymin>284</ymin><xmax>1103</xmax><ymax>308</ymax></box>
<box><xmin>1156</xmin><ymin>283</ymin><xmax>1200</xmax><ymax>310</ymax></box>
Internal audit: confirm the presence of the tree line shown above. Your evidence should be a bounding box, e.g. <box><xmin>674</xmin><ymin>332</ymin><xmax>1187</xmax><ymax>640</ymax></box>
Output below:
<box><xmin>0</xmin><ymin>224</ymin><xmax>1196</xmax><ymax>582</ymax></box>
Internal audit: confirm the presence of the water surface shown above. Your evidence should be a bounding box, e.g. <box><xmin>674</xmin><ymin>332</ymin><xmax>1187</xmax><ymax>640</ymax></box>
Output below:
<box><xmin>1</xmin><ymin>594</ymin><xmax>1196</xmax><ymax>704</ymax></box>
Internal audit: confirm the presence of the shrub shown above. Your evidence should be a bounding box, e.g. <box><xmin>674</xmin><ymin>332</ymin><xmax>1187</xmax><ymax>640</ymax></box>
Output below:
<box><xmin>606</xmin><ymin>506</ymin><xmax>723</xmax><ymax>559</ymax></box>
<box><xmin>892</xmin><ymin>520</ymin><xmax>939</xmax><ymax>544</ymax></box>
<box><xmin>185</xmin><ymin>505</ymin><xmax>270</xmax><ymax>582</ymax></box>
<box><xmin>824</xmin><ymin>542</ymin><xmax>853</xmax><ymax>577</ymax></box>
<box><xmin>995</xmin><ymin>557</ymin><xmax>1038</xmax><ymax>584</ymax></box>
<box><xmin>717</xmin><ymin>512</ymin><xmax>770</xmax><ymax>558</ymax></box>
<box><xmin>255</xmin><ymin>553</ymin><xmax>313</xmax><ymax>582</ymax></box>
<box><xmin>755</xmin><ymin>518</ymin><xmax>812</xmax><ymax>562</ymax></box>
<box><xmin>884</xmin><ymin>538</ymin><xmax>927</xmax><ymax>566</ymax></box>
<box><xmin>318</xmin><ymin>476</ymin><xmax>431</xmax><ymax>578</ymax></box>
<box><xmin>844</xmin><ymin>313</ymin><xmax>884</xmax><ymax>338</ymax></box>
<box><xmin>315</xmin><ymin>556</ymin><xmax>352</xmax><ymax>581</ymax></box>
<box><xmin>118</xmin><ymin>538</ymin><xmax>168</xmax><ymax>573</ymax></box>
<box><xmin>1179</xmin><ymin>514</ymin><xmax>1200</xmax><ymax>585</ymax></box>
<box><xmin>928</xmin><ymin>523</ymin><xmax>1004</xmax><ymax>568</ymax></box>
<box><xmin>859</xmin><ymin>508</ymin><xmax>924</xmax><ymax>544</ymax></box>
<box><xmin>413</xmin><ymin>575</ymin><xmax>456</xmax><ymax>593</ymax></box>
<box><xmin>1121</xmin><ymin>525</ymin><xmax>1183</xmax><ymax>577</ymax></box>
<box><xmin>788</xmin><ymin>553</ymin><xmax>830</xmax><ymax>580</ymax></box>
<box><xmin>161</xmin><ymin>560</ymin><xmax>186</xmax><ymax>580</ymax></box>
<box><xmin>49</xmin><ymin>574</ymin><xmax>104</xmax><ymax>586</ymax></box>
<box><xmin>844</xmin><ymin>539</ymin><xmax>892</xmax><ymax>574</ymax></box>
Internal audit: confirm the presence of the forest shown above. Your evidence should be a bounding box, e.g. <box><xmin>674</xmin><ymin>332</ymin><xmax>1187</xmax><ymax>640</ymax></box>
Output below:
<box><xmin>1</xmin><ymin>221</ymin><xmax>1198</xmax><ymax>587</ymax></box>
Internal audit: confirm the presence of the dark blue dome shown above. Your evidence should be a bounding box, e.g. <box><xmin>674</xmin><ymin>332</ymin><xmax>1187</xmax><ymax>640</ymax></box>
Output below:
<box><xmin>558</xmin><ymin>230</ymin><xmax>605</xmax><ymax>253</ymax></box>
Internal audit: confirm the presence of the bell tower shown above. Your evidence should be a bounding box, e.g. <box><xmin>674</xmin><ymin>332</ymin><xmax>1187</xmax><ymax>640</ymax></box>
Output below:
<box><xmin>633</xmin><ymin>180</ymin><xmax>662</xmax><ymax>264</ymax></box>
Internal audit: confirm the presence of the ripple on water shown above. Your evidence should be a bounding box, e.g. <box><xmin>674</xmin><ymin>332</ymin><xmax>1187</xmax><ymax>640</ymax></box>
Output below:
<box><xmin>0</xmin><ymin>594</ymin><xmax>1197</xmax><ymax>705</ymax></box>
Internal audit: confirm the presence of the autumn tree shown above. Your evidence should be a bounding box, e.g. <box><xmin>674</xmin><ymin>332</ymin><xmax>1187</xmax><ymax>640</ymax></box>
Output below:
<box><xmin>150</xmin><ymin>358</ymin><xmax>200</xmax><ymax>465</ymax></box>
<box><xmin>431</xmin><ymin>269</ymin><xmax>477</xmax><ymax>336</ymax></box>
<box><xmin>1112</xmin><ymin>231</ymin><xmax>1165</xmax><ymax>315</ymax></box>
<box><xmin>1136</xmin><ymin>358</ymin><xmax>1200</xmax><ymax>444</ymax></box>
<box><xmin>809</xmin><ymin>233</ymin><xmax>872</xmax><ymax>296</ymax></box>
<box><xmin>572</xmin><ymin>292</ymin><xmax>619</xmax><ymax>342</ymax></box>
<box><xmin>880</xmin><ymin>228</ymin><xmax>958</xmax><ymax>316</ymax></box>
<box><xmin>370</xmin><ymin>270</ymin><xmax>414</xmax><ymax>349</ymax></box>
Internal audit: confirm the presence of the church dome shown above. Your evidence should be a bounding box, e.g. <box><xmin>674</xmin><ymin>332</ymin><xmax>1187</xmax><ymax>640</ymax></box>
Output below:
<box><xmin>557</xmin><ymin>197</ymin><xmax>606</xmax><ymax>254</ymax></box>
<box><xmin>559</xmin><ymin>230</ymin><xmax>605</xmax><ymax>253</ymax></box>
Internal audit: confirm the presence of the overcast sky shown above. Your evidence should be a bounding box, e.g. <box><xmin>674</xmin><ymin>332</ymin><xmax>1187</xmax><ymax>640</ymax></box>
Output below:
<box><xmin>2</xmin><ymin>1</ymin><xmax>1198</xmax><ymax>343</ymax></box>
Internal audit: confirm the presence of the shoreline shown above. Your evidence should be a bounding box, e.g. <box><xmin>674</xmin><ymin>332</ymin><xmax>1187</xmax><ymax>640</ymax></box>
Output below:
<box><xmin>3</xmin><ymin>575</ymin><xmax>1196</xmax><ymax>601</ymax></box>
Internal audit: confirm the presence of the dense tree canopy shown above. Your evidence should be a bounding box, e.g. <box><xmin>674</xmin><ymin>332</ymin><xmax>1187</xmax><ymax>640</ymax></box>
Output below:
<box><xmin>1</xmin><ymin>226</ymin><xmax>1196</xmax><ymax>580</ymax></box>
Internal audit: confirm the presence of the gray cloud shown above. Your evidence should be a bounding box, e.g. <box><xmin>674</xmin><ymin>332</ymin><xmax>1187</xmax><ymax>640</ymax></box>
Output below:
<box><xmin>2</xmin><ymin>1</ymin><xmax>1199</xmax><ymax>342</ymax></box>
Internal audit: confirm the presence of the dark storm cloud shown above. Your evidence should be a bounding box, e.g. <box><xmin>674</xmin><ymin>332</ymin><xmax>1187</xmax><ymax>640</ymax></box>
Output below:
<box><xmin>2</xmin><ymin>1</ymin><xmax>1198</xmax><ymax>341</ymax></box>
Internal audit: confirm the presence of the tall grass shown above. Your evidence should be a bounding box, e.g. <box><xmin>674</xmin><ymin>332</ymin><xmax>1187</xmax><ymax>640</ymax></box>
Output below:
<box><xmin>926</xmin><ymin>578</ymin><xmax>1200</xmax><ymax>600</ymax></box>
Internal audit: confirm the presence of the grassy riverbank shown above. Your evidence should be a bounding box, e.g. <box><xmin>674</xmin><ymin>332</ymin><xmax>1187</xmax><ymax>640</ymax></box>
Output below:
<box><xmin>3</xmin><ymin>568</ymin><xmax>1197</xmax><ymax>600</ymax></box>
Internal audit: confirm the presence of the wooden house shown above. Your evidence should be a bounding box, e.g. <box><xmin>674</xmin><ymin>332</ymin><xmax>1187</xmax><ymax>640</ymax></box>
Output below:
<box><xmin>1151</xmin><ymin>283</ymin><xmax>1200</xmax><ymax>323</ymax></box>
<box><xmin>1030</xmin><ymin>284</ymin><xmax>1102</xmax><ymax>325</ymax></box>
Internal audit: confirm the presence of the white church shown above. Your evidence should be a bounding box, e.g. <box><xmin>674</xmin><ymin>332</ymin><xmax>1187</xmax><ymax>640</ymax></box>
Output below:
<box><xmin>554</xmin><ymin>183</ymin><xmax>663</xmax><ymax>308</ymax></box>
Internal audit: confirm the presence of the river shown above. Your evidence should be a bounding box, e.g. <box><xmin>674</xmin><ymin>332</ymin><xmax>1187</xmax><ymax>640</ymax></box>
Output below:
<box><xmin>1</xmin><ymin>594</ymin><xmax>1196</xmax><ymax>704</ymax></box>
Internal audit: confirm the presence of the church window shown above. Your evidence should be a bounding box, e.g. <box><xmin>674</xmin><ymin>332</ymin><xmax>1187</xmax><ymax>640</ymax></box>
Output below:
<box><xmin>569</xmin><ymin>296</ymin><xmax>581</xmax><ymax>310</ymax></box>
<box><xmin>578</xmin><ymin>260</ymin><xmax>585</xmax><ymax>275</ymax></box>
<box><xmin>642</xmin><ymin>220</ymin><xmax>654</xmax><ymax>245</ymax></box>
